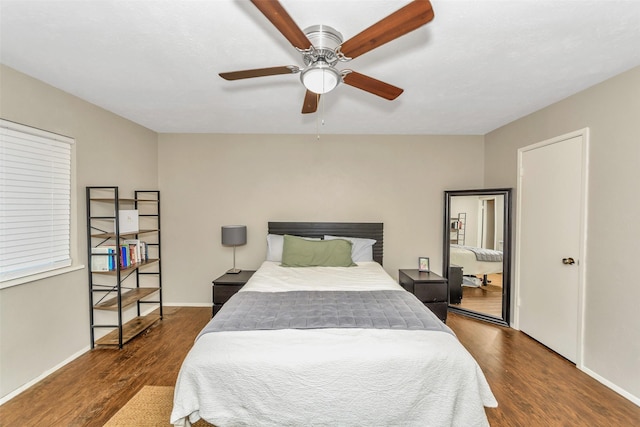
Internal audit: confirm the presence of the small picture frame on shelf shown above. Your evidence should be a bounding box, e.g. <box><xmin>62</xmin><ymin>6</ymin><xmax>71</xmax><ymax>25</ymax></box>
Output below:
<box><xmin>418</xmin><ymin>257</ymin><xmax>430</xmax><ymax>272</ymax></box>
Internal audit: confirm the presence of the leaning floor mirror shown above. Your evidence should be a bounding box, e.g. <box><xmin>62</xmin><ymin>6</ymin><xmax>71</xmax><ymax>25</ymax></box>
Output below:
<box><xmin>443</xmin><ymin>189</ymin><xmax>512</xmax><ymax>326</ymax></box>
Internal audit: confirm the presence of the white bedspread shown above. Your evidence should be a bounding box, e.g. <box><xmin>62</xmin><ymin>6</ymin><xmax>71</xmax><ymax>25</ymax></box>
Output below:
<box><xmin>171</xmin><ymin>262</ymin><xmax>497</xmax><ymax>427</ymax></box>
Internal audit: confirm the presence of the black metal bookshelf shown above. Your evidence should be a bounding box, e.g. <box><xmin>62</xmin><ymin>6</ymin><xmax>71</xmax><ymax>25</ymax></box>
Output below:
<box><xmin>86</xmin><ymin>187</ymin><xmax>162</xmax><ymax>348</ymax></box>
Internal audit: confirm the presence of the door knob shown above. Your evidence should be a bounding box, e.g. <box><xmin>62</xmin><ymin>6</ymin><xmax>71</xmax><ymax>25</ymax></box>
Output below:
<box><xmin>562</xmin><ymin>257</ymin><xmax>576</xmax><ymax>265</ymax></box>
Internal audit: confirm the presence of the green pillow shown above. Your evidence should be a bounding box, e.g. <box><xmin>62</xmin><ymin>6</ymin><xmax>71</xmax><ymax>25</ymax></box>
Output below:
<box><xmin>281</xmin><ymin>235</ymin><xmax>356</xmax><ymax>267</ymax></box>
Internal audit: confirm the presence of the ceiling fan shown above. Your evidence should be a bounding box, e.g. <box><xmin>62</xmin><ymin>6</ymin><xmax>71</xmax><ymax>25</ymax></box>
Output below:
<box><xmin>220</xmin><ymin>0</ymin><xmax>435</xmax><ymax>114</ymax></box>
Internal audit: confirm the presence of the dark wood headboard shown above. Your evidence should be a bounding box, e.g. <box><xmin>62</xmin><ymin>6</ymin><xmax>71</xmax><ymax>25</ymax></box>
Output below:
<box><xmin>268</xmin><ymin>222</ymin><xmax>384</xmax><ymax>265</ymax></box>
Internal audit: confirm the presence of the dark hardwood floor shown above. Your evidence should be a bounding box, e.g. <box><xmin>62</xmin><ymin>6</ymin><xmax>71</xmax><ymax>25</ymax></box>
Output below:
<box><xmin>1</xmin><ymin>307</ymin><xmax>638</xmax><ymax>426</ymax></box>
<box><xmin>452</xmin><ymin>273</ymin><xmax>503</xmax><ymax>317</ymax></box>
<box><xmin>0</xmin><ymin>307</ymin><xmax>207</xmax><ymax>426</ymax></box>
<box><xmin>446</xmin><ymin>314</ymin><xmax>640</xmax><ymax>426</ymax></box>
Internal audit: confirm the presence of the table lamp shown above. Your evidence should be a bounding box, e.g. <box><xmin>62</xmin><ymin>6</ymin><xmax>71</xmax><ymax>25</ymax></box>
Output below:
<box><xmin>221</xmin><ymin>225</ymin><xmax>246</xmax><ymax>274</ymax></box>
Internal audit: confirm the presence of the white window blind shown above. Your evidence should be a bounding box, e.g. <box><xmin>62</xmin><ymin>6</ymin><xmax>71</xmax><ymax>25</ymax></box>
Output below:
<box><xmin>0</xmin><ymin>120</ymin><xmax>75</xmax><ymax>283</ymax></box>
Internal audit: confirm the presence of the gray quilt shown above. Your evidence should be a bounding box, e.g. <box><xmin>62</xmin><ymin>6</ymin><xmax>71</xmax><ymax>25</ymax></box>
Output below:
<box><xmin>198</xmin><ymin>290</ymin><xmax>453</xmax><ymax>338</ymax></box>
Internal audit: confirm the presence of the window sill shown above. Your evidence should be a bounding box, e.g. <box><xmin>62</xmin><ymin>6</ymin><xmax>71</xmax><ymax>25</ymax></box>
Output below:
<box><xmin>0</xmin><ymin>264</ymin><xmax>85</xmax><ymax>290</ymax></box>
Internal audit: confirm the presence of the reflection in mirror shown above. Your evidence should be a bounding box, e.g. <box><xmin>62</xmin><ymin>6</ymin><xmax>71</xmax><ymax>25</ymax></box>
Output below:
<box><xmin>443</xmin><ymin>189</ymin><xmax>511</xmax><ymax>326</ymax></box>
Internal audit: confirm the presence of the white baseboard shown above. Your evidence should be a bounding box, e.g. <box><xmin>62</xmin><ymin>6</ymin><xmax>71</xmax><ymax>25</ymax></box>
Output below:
<box><xmin>0</xmin><ymin>345</ymin><xmax>90</xmax><ymax>405</ymax></box>
<box><xmin>579</xmin><ymin>365</ymin><xmax>640</xmax><ymax>407</ymax></box>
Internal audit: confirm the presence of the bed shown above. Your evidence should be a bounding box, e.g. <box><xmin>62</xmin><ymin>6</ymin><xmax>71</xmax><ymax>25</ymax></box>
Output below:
<box><xmin>450</xmin><ymin>244</ymin><xmax>503</xmax><ymax>277</ymax></box>
<box><xmin>171</xmin><ymin>222</ymin><xmax>497</xmax><ymax>426</ymax></box>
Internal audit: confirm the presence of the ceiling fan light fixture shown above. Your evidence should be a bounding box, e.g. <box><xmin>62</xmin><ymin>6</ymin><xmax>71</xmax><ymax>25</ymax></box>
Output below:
<box><xmin>300</xmin><ymin>62</ymin><xmax>341</xmax><ymax>94</ymax></box>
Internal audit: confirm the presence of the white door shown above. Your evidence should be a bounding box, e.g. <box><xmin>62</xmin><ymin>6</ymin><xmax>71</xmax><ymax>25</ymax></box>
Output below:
<box><xmin>516</xmin><ymin>130</ymin><xmax>588</xmax><ymax>363</ymax></box>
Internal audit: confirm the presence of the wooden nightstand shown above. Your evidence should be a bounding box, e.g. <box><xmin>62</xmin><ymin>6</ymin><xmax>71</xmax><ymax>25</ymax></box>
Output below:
<box><xmin>398</xmin><ymin>269</ymin><xmax>448</xmax><ymax>322</ymax></box>
<box><xmin>212</xmin><ymin>270</ymin><xmax>256</xmax><ymax>317</ymax></box>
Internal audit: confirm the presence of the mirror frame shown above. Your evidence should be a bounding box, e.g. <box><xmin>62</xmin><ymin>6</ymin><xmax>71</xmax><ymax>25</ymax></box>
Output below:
<box><xmin>443</xmin><ymin>188</ymin><xmax>512</xmax><ymax>326</ymax></box>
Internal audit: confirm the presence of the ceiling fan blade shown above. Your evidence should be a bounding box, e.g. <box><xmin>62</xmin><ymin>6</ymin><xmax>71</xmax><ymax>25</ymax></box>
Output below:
<box><xmin>339</xmin><ymin>0</ymin><xmax>434</xmax><ymax>60</ymax></box>
<box><xmin>302</xmin><ymin>90</ymin><xmax>319</xmax><ymax>114</ymax></box>
<box><xmin>343</xmin><ymin>71</ymin><xmax>404</xmax><ymax>100</ymax></box>
<box><xmin>219</xmin><ymin>66</ymin><xmax>299</xmax><ymax>81</ymax></box>
<box><xmin>250</xmin><ymin>0</ymin><xmax>312</xmax><ymax>50</ymax></box>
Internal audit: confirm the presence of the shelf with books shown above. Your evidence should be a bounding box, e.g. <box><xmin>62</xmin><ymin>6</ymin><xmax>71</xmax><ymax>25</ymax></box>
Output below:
<box><xmin>450</xmin><ymin>212</ymin><xmax>466</xmax><ymax>245</ymax></box>
<box><xmin>86</xmin><ymin>187</ymin><xmax>162</xmax><ymax>349</ymax></box>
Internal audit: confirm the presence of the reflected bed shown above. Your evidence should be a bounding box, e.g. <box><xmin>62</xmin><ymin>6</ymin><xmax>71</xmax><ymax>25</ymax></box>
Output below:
<box><xmin>450</xmin><ymin>244</ymin><xmax>503</xmax><ymax>276</ymax></box>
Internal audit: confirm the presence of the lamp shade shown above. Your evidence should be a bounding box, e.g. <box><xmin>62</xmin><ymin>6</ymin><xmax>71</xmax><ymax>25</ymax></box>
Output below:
<box><xmin>221</xmin><ymin>225</ymin><xmax>247</xmax><ymax>246</ymax></box>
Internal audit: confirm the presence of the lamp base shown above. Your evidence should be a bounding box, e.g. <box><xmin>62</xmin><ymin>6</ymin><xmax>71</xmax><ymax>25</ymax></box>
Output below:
<box><xmin>226</xmin><ymin>268</ymin><xmax>242</xmax><ymax>274</ymax></box>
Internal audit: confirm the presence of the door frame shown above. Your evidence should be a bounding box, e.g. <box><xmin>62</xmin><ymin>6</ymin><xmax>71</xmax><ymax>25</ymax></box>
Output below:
<box><xmin>477</xmin><ymin>197</ymin><xmax>497</xmax><ymax>249</ymax></box>
<box><xmin>513</xmin><ymin>128</ymin><xmax>589</xmax><ymax>368</ymax></box>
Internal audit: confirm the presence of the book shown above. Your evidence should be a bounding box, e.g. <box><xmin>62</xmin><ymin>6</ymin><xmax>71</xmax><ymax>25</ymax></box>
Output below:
<box><xmin>120</xmin><ymin>245</ymin><xmax>130</xmax><ymax>268</ymax></box>
<box><xmin>124</xmin><ymin>239</ymin><xmax>142</xmax><ymax>264</ymax></box>
<box><xmin>140</xmin><ymin>241</ymin><xmax>148</xmax><ymax>261</ymax></box>
<box><xmin>91</xmin><ymin>247</ymin><xmax>116</xmax><ymax>271</ymax></box>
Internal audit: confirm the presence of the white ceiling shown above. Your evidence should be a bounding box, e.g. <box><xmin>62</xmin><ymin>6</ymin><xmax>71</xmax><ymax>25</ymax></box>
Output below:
<box><xmin>1</xmin><ymin>0</ymin><xmax>639</xmax><ymax>135</ymax></box>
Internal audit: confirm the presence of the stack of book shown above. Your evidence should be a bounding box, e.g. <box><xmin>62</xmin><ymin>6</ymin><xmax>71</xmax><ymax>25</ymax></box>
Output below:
<box><xmin>123</xmin><ymin>239</ymin><xmax>149</xmax><ymax>266</ymax></box>
<box><xmin>91</xmin><ymin>240</ymin><xmax>149</xmax><ymax>271</ymax></box>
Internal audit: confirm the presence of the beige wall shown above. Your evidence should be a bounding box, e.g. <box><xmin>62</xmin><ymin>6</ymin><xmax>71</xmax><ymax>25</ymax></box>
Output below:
<box><xmin>157</xmin><ymin>133</ymin><xmax>485</xmax><ymax>304</ymax></box>
<box><xmin>484</xmin><ymin>66</ymin><xmax>640</xmax><ymax>401</ymax></box>
<box><xmin>0</xmin><ymin>65</ymin><xmax>158</xmax><ymax>399</ymax></box>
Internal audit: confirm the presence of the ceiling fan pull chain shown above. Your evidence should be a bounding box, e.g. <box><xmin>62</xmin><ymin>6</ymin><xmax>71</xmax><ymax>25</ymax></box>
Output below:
<box><xmin>315</xmin><ymin>93</ymin><xmax>325</xmax><ymax>140</ymax></box>
<box><xmin>316</xmin><ymin>95</ymin><xmax>320</xmax><ymax>140</ymax></box>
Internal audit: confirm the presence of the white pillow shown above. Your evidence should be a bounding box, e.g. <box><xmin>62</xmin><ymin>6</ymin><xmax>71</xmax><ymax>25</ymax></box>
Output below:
<box><xmin>324</xmin><ymin>235</ymin><xmax>376</xmax><ymax>262</ymax></box>
<box><xmin>266</xmin><ymin>234</ymin><xmax>320</xmax><ymax>262</ymax></box>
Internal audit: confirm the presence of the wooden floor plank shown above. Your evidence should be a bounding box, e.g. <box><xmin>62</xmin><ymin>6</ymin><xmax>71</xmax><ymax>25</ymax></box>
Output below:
<box><xmin>1</xmin><ymin>307</ymin><xmax>638</xmax><ymax>426</ymax></box>
<box><xmin>0</xmin><ymin>307</ymin><xmax>208</xmax><ymax>426</ymax></box>
<box><xmin>446</xmin><ymin>314</ymin><xmax>640</xmax><ymax>426</ymax></box>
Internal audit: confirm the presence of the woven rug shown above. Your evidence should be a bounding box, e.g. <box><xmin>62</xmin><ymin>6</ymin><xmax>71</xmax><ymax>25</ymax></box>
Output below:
<box><xmin>104</xmin><ymin>386</ymin><xmax>214</xmax><ymax>426</ymax></box>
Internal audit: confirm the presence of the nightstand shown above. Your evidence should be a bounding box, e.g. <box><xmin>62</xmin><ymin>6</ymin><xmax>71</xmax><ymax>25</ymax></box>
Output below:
<box><xmin>398</xmin><ymin>269</ymin><xmax>448</xmax><ymax>322</ymax></box>
<box><xmin>448</xmin><ymin>264</ymin><xmax>463</xmax><ymax>305</ymax></box>
<box><xmin>212</xmin><ymin>270</ymin><xmax>256</xmax><ymax>317</ymax></box>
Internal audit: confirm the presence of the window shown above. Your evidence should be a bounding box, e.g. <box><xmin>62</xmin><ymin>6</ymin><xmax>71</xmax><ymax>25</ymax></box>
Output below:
<box><xmin>0</xmin><ymin>119</ymin><xmax>76</xmax><ymax>285</ymax></box>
